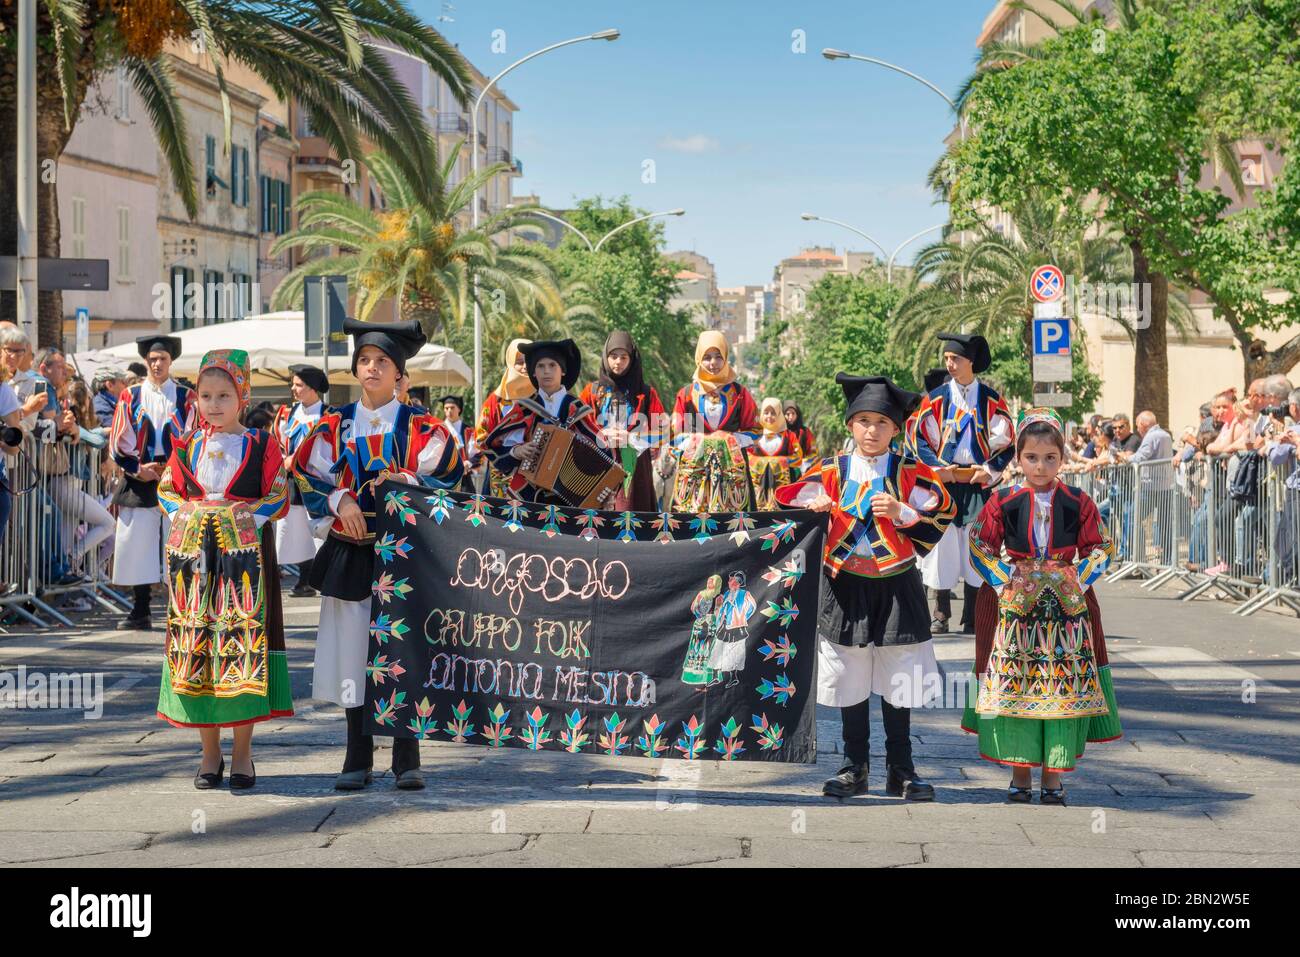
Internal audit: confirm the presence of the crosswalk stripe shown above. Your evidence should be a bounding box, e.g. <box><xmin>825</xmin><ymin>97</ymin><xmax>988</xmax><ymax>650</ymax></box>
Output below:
<box><xmin>1110</xmin><ymin>645</ymin><xmax>1289</xmax><ymax>694</ymax></box>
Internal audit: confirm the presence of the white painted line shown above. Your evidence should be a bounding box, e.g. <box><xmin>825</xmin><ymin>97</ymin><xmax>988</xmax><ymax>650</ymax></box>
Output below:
<box><xmin>1112</xmin><ymin>645</ymin><xmax>1289</xmax><ymax>694</ymax></box>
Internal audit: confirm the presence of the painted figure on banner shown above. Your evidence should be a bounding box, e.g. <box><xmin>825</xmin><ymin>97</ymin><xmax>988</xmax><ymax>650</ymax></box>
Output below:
<box><xmin>748</xmin><ymin>397</ymin><xmax>803</xmax><ymax>510</ymax></box>
<box><xmin>483</xmin><ymin>339</ymin><xmax>618</xmax><ymax>508</ymax></box>
<box><xmin>667</xmin><ymin>330</ymin><xmax>758</xmax><ymax>512</ymax></box>
<box><xmin>960</xmin><ymin>408</ymin><xmax>1123</xmax><ymax>806</ymax></box>
<box><xmin>292</xmin><ymin>318</ymin><xmax>464</xmax><ymax>792</ymax></box>
<box><xmin>907</xmin><ymin>335</ymin><xmax>1014</xmax><ymax>635</ymax></box>
<box><xmin>681</xmin><ymin>574</ymin><xmax>723</xmax><ymax>690</ymax></box>
<box><xmin>474</xmin><ymin>338</ymin><xmax>532</xmax><ymax>498</ymax></box>
<box><xmin>271</xmin><ymin>363</ymin><xmax>330</xmax><ymax>598</ymax></box>
<box><xmin>708</xmin><ymin>570</ymin><xmax>757</xmax><ymax>688</ymax></box>
<box><xmin>578</xmin><ymin>330</ymin><xmax>665</xmax><ymax>511</ymax></box>
<box><xmin>156</xmin><ymin>349</ymin><xmax>292</xmax><ymax>791</ymax></box>
<box><xmin>778</xmin><ymin>374</ymin><xmax>955</xmax><ymax>801</ymax></box>
<box><xmin>110</xmin><ymin>334</ymin><xmax>196</xmax><ymax>630</ymax></box>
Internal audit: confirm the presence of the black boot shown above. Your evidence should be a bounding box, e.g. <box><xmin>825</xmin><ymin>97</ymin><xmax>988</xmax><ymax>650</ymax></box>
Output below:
<box><xmin>289</xmin><ymin>559</ymin><xmax>317</xmax><ymax>598</ymax></box>
<box><xmin>335</xmin><ymin>706</ymin><xmax>374</xmax><ymax>791</ymax></box>
<box><xmin>391</xmin><ymin>737</ymin><xmax>424</xmax><ymax>790</ymax></box>
<box><xmin>886</xmin><ymin>764</ymin><xmax>936</xmax><ymax>801</ymax></box>
<box><xmin>120</xmin><ymin>584</ymin><xmax>153</xmax><ymax>630</ymax></box>
<box><xmin>959</xmin><ymin>583</ymin><xmax>980</xmax><ymax>634</ymax></box>
<box><xmin>823</xmin><ymin>762</ymin><xmax>869</xmax><ymax>799</ymax></box>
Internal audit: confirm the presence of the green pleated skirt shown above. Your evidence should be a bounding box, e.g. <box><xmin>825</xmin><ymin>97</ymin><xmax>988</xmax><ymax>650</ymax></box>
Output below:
<box><xmin>960</xmin><ymin>665</ymin><xmax>1122</xmax><ymax>771</ymax></box>
<box><xmin>158</xmin><ymin>652</ymin><xmax>294</xmax><ymax>728</ymax></box>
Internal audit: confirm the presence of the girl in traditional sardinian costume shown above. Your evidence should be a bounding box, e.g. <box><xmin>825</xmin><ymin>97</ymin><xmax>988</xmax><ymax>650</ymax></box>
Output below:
<box><xmin>292</xmin><ymin>319</ymin><xmax>464</xmax><ymax>791</ymax></box>
<box><xmin>474</xmin><ymin>338</ymin><xmax>532</xmax><ymax>498</ymax></box>
<box><xmin>155</xmin><ymin>349</ymin><xmax>292</xmax><ymax>791</ymax></box>
<box><xmin>961</xmin><ymin>409</ymin><xmax>1122</xmax><ymax>805</ymax></box>
<box><xmin>783</xmin><ymin>401</ymin><xmax>816</xmax><ymax>477</ymax></box>
<box><xmin>748</xmin><ymin>398</ymin><xmax>803</xmax><ymax>510</ymax></box>
<box><xmin>777</xmin><ymin>375</ymin><xmax>954</xmax><ymax>801</ymax></box>
<box><xmin>271</xmin><ymin>363</ymin><xmax>330</xmax><ymax>598</ymax></box>
<box><xmin>668</xmin><ymin>330</ymin><xmax>759</xmax><ymax>512</ymax></box>
<box><xmin>578</xmin><ymin>330</ymin><xmax>666</xmax><ymax>511</ymax></box>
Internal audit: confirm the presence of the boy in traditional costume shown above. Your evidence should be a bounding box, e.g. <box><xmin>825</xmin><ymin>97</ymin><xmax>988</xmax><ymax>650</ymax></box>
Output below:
<box><xmin>156</xmin><ymin>350</ymin><xmax>292</xmax><ymax>790</ymax></box>
<box><xmin>778</xmin><ymin>375</ymin><xmax>954</xmax><ymax>800</ymax></box>
<box><xmin>961</xmin><ymin>409</ymin><xmax>1122</xmax><ymax>805</ymax></box>
<box><xmin>483</xmin><ymin>339</ymin><xmax>615</xmax><ymax>507</ymax></box>
<box><xmin>293</xmin><ymin>319</ymin><xmax>464</xmax><ymax>791</ymax></box>
<box><xmin>908</xmin><ymin>334</ymin><xmax>1014</xmax><ymax>635</ymax></box>
<box><xmin>271</xmin><ymin>363</ymin><xmax>330</xmax><ymax>598</ymax></box>
<box><xmin>110</xmin><ymin>335</ymin><xmax>196</xmax><ymax>630</ymax></box>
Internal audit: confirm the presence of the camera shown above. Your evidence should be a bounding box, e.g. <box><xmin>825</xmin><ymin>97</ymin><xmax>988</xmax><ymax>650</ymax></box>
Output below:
<box><xmin>0</xmin><ymin>426</ymin><xmax>22</xmax><ymax>448</ymax></box>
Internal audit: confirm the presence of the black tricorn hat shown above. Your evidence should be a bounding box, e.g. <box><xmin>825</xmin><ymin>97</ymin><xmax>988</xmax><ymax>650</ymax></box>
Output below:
<box><xmin>836</xmin><ymin>373</ymin><xmax>922</xmax><ymax>429</ymax></box>
<box><xmin>344</xmin><ymin>318</ymin><xmax>426</xmax><ymax>375</ymax></box>
<box><xmin>521</xmin><ymin>339</ymin><xmax>581</xmax><ymax>391</ymax></box>
<box><xmin>288</xmin><ymin>363</ymin><xmax>330</xmax><ymax>396</ymax></box>
<box><xmin>136</xmin><ymin>334</ymin><xmax>182</xmax><ymax>360</ymax></box>
<box><xmin>923</xmin><ymin>367</ymin><xmax>949</xmax><ymax>395</ymax></box>
<box><xmin>936</xmin><ymin>332</ymin><xmax>991</xmax><ymax>374</ymax></box>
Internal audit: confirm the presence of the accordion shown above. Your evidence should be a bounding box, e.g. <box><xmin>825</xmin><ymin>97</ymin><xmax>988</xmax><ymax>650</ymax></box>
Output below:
<box><xmin>518</xmin><ymin>424</ymin><xmax>626</xmax><ymax>508</ymax></box>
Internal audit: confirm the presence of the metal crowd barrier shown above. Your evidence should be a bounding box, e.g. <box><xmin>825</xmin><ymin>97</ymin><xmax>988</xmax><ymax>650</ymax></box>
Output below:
<box><xmin>0</xmin><ymin>433</ymin><xmax>129</xmax><ymax>631</ymax></box>
<box><xmin>1063</xmin><ymin>452</ymin><xmax>1300</xmax><ymax>618</ymax></box>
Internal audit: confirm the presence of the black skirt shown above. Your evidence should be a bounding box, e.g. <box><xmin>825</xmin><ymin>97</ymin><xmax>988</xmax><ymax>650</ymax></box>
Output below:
<box><xmin>310</xmin><ymin>535</ymin><xmax>375</xmax><ymax>602</ymax></box>
<box><xmin>950</xmin><ymin>480</ymin><xmax>992</xmax><ymax>527</ymax></box>
<box><xmin>818</xmin><ymin>565</ymin><xmax>931</xmax><ymax>648</ymax></box>
<box><xmin>112</xmin><ymin>473</ymin><xmax>160</xmax><ymax>509</ymax></box>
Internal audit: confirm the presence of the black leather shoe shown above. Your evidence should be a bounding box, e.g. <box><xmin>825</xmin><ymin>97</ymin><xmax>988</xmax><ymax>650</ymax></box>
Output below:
<box><xmin>334</xmin><ymin>768</ymin><xmax>374</xmax><ymax>791</ymax></box>
<box><xmin>1040</xmin><ymin>786</ymin><xmax>1067</xmax><ymax>806</ymax></box>
<box><xmin>289</xmin><ymin>584</ymin><xmax>317</xmax><ymax>598</ymax></box>
<box><xmin>822</xmin><ymin>762</ymin><xmax>869</xmax><ymax>799</ymax></box>
<box><xmin>120</xmin><ymin>615</ymin><xmax>152</xmax><ymax>631</ymax></box>
<box><xmin>194</xmin><ymin>759</ymin><xmax>224</xmax><ymax>790</ymax></box>
<box><xmin>930</xmin><ymin>615</ymin><xmax>950</xmax><ymax>635</ymax></box>
<box><xmin>885</xmin><ymin>765</ymin><xmax>935</xmax><ymax>801</ymax></box>
<box><xmin>229</xmin><ymin>761</ymin><xmax>256</xmax><ymax>790</ymax></box>
<box><xmin>394</xmin><ymin>767</ymin><xmax>425</xmax><ymax>790</ymax></box>
<box><xmin>1007</xmin><ymin>784</ymin><xmax>1033</xmax><ymax>803</ymax></box>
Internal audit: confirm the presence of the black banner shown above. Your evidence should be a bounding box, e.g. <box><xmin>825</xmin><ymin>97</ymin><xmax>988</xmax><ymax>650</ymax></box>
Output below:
<box><xmin>364</xmin><ymin>483</ymin><xmax>824</xmax><ymax>763</ymax></box>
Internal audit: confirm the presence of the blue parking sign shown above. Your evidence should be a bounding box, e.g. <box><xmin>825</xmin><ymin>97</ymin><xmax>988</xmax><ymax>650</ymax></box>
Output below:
<box><xmin>1033</xmin><ymin>317</ymin><xmax>1071</xmax><ymax>356</ymax></box>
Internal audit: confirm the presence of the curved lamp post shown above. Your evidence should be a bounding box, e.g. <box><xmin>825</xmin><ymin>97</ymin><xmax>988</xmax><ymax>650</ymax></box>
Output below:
<box><xmin>468</xmin><ymin>28</ymin><xmax>620</xmax><ymax>418</ymax></box>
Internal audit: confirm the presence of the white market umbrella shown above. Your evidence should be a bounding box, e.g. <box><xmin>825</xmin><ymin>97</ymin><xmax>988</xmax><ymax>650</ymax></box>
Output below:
<box><xmin>80</xmin><ymin>313</ymin><xmax>471</xmax><ymax>389</ymax></box>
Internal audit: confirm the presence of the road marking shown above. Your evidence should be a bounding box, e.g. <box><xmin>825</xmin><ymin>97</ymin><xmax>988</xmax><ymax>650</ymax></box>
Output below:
<box><xmin>654</xmin><ymin>759</ymin><xmax>700</xmax><ymax>811</ymax></box>
<box><xmin>1111</xmin><ymin>645</ymin><xmax>1289</xmax><ymax>694</ymax></box>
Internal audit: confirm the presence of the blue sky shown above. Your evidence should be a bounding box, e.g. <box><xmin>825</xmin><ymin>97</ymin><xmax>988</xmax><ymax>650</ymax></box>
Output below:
<box><xmin>411</xmin><ymin>1</ymin><xmax>995</xmax><ymax>286</ymax></box>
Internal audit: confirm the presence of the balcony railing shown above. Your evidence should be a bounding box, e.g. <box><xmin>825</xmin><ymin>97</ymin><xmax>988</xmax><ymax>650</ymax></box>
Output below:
<box><xmin>488</xmin><ymin>147</ymin><xmax>512</xmax><ymax>165</ymax></box>
<box><xmin>436</xmin><ymin>113</ymin><xmax>469</xmax><ymax>134</ymax></box>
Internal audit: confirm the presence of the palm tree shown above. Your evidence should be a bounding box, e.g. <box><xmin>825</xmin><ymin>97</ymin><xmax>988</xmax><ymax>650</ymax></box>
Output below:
<box><xmin>0</xmin><ymin>0</ymin><xmax>470</xmax><ymax>345</ymax></box>
<box><xmin>891</xmin><ymin>190</ymin><xmax>1197</xmax><ymax>388</ymax></box>
<box><xmin>270</xmin><ymin>132</ymin><xmax>564</xmax><ymax>340</ymax></box>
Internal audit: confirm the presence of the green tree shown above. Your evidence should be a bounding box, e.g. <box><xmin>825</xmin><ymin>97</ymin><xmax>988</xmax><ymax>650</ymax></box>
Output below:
<box><xmin>0</xmin><ymin>0</ymin><xmax>469</xmax><ymax>345</ymax></box>
<box><xmin>751</xmin><ymin>273</ymin><xmax>910</xmax><ymax>455</ymax></box>
<box><xmin>543</xmin><ymin>196</ymin><xmax>699</xmax><ymax>397</ymax></box>
<box><xmin>946</xmin><ymin>0</ymin><xmax>1300</xmax><ymax>412</ymax></box>
<box><xmin>269</xmin><ymin>132</ymin><xmax>560</xmax><ymax>339</ymax></box>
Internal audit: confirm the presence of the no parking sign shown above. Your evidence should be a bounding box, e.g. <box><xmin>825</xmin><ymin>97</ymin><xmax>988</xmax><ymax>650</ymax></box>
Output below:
<box><xmin>1030</xmin><ymin>264</ymin><xmax>1064</xmax><ymax>303</ymax></box>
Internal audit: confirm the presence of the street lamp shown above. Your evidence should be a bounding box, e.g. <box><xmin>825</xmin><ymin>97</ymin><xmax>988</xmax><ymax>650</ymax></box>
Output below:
<box><xmin>885</xmin><ymin>223</ymin><xmax>946</xmax><ymax>284</ymax></box>
<box><xmin>593</xmin><ymin>208</ymin><xmax>685</xmax><ymax>252</ymax></box>
<box><xmin>468</xmin><ymin>28</ymin><xmax>621</xmax><ymax>419</ymax></box>
<box><xmin>800</xmin><ymin>213</ymin><xmax>890</xmax><ymax>262</ymax></box>
<box><xmin>821</xmin><ymin>48</ymin><xmax>959</xmax><ymax>113</ymax></box>
<box><xmin>508</xmin><ymin>206</ymin><xmax>686</xmax><ymax>253</ymax></box>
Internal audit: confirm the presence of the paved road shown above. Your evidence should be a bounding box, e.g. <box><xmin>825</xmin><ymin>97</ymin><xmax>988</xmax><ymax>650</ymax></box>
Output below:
<box><xmin>1</xmin><ymin>580</ymin><xmax>1296</xmax><ymax>867</ymax></box>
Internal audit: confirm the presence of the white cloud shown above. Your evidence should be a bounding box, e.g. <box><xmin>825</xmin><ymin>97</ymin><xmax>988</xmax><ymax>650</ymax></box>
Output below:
<box><xmin>657</xmin><ymin>134</ymin><xmax>721</xmax><ymax>154</ymax></box>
